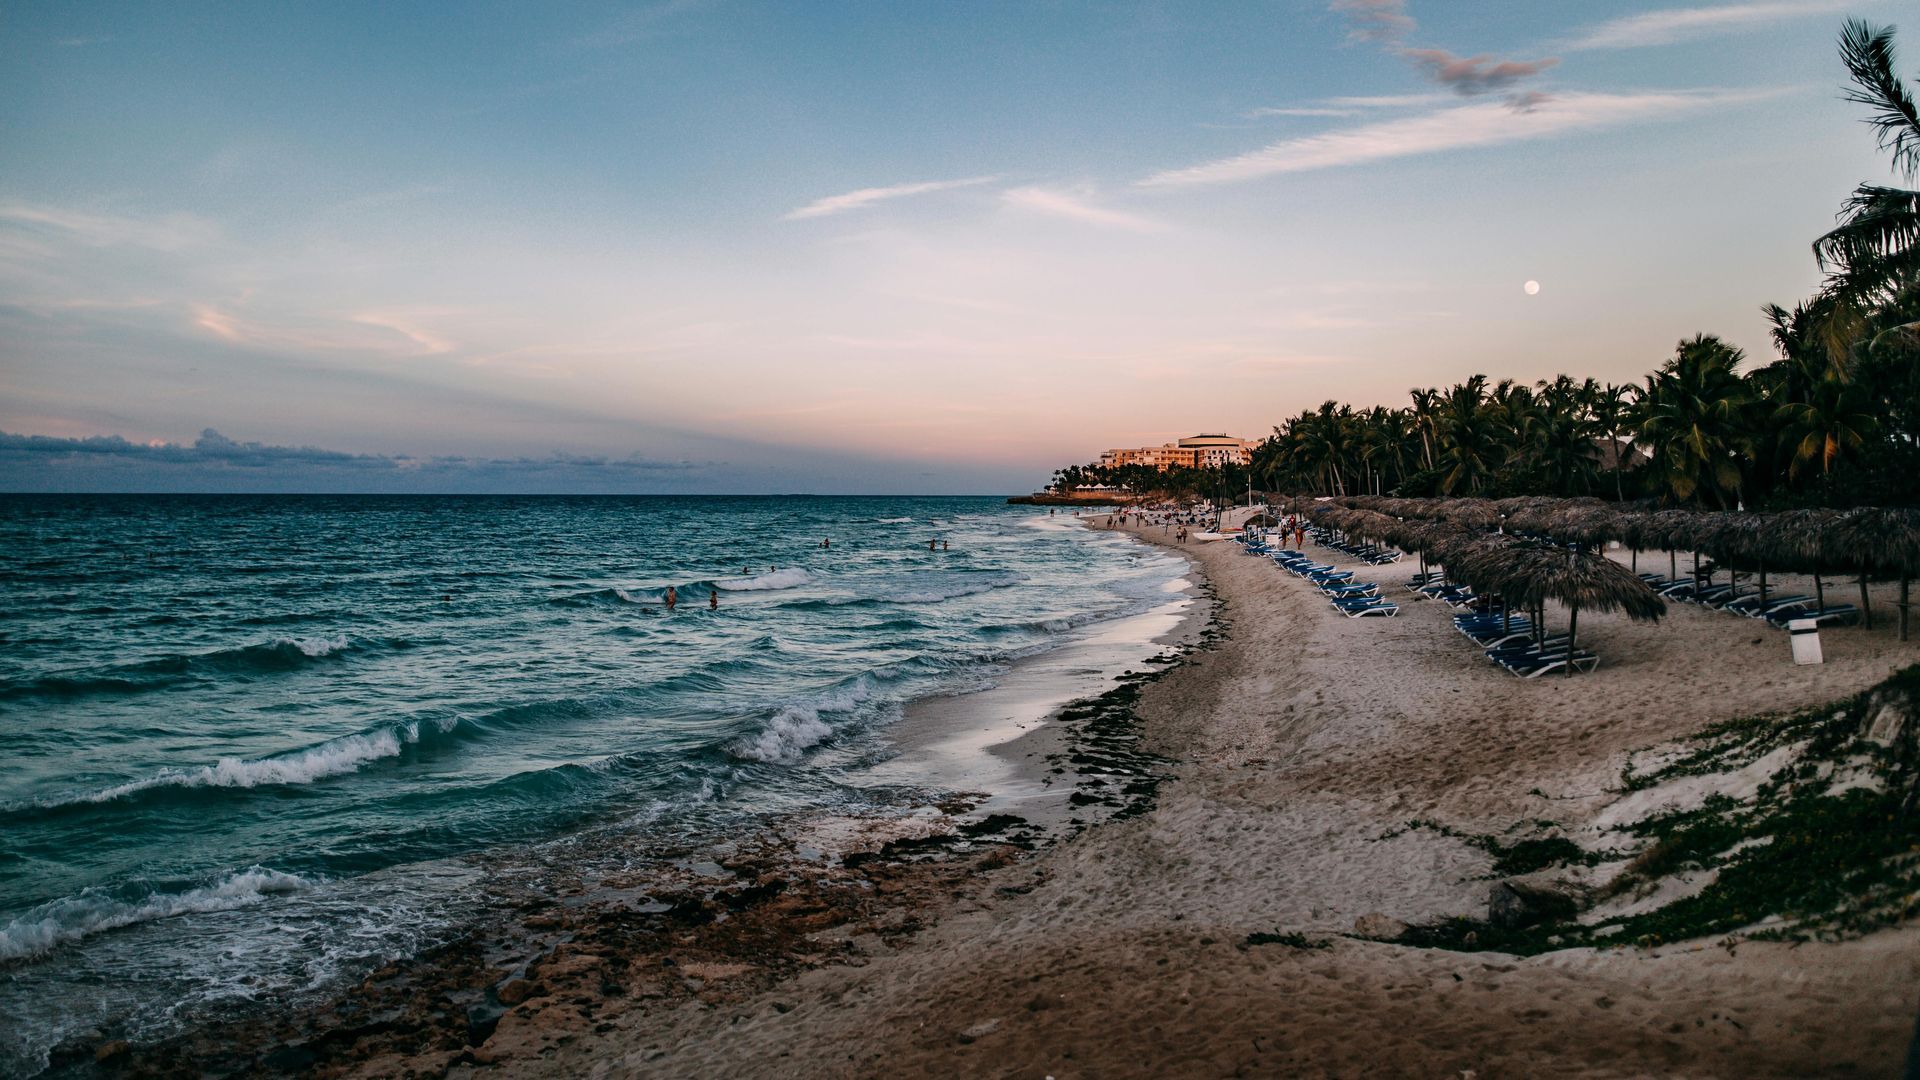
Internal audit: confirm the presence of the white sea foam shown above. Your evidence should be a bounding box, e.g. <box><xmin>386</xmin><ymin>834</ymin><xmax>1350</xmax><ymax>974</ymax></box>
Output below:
<box><xmin>877</xmin><ymin>516</ymin><xmax>914</xmax><ymax>524</ymax></box>
<box><xmin>289</xmin><ymin>634</ymin><xmax>351</xmax><ymax>658</ymax></box>
<box><xmin>0</xmin><ymin>867</ymin><xmax>313</xmax><ymax>962</ymax></box>
<box><xmin>78</xmin><ymin>726</ymin><xmax>419</xmax><ymax>804</ymax></box>
<box><xmin>727</xmin><ymin>680</ymin><xmax>874</xmax><ymax>763</ymax></box>
<box><xmin>717</xmin><ymin>568</ymin><xmax>813</xmax><ymax>592</ymax></box>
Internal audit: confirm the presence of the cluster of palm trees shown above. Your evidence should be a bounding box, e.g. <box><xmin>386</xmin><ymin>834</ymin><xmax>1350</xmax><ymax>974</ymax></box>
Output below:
<box><xmin>1054</xmin><ymin>21</ymin><xmax>1919</xmax><ymax>513</ymax></box>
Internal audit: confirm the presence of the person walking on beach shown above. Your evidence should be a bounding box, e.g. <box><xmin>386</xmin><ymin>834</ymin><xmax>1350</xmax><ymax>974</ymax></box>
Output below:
<box><xmin>664</xmin><ymin>585</ymin><xmax>677</xmax><ymax>610</ymax></box>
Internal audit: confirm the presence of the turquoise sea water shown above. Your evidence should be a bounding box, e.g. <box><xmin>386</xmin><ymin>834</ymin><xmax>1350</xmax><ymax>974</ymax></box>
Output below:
<box><xmin>0</xmin><ymin>494</ymin><xmax>1177</xmax><ymax>1073</ymax></box>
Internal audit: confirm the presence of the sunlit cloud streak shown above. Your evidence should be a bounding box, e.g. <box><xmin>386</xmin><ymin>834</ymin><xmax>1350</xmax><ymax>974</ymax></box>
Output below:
<box><xmin>1564</xmin><ymin>1</ymin><xmax>1856</xmax><ymax>51</ymax></box>
<box><xmin>783</xmin><ymin>176</ymin><xmax>999</xmax><ymax>220</ymax></box>
<box><xmin>1138</xmin><ymin>88</ymin><xmax>1784</xmax><ymax>188</ymax></box>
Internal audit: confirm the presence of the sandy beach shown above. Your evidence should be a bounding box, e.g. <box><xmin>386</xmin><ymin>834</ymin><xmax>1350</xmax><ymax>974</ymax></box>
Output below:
<box><xmin>91</xmin><ymin>514</ymin><xmax>1920</xmax><ymax>1079</ymax></box>
<box><xmin>475</xmin><ymin>515</ymin><xmax>1920</xmax><ymax>1079</ymax></box>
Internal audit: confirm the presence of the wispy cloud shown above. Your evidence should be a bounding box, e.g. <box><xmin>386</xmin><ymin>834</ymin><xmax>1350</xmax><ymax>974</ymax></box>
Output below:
<box><xmin>1404</xmin><ymin>49</ymin><xmax>1560</xmax><ymax>95</ymax></box>
<box><xmin>0</xmin><ymin>203</ymin><xmax>215</xmax><ymax>251</ymax></box>
<box><xmin>1245</xmin><ymin>94</ymin><xmax>1450</xmax><ymax>120</ymax></box>
<box><xmin>1325</xmin><ymin>93</ymin><xmax>1453</xmax><ymax>109</ymax></box>
<box><xmin>783</xmin><ymin>176</ymin><xmax>998</xmax><ymax>221</ymax></box>
<box><xmin>1330</xmin><ymin>0</ymin><xmax>1415</xmax><ymax>45</ymax></box>
<box><xmin>191</xmin><ymin>303</ymin><xmax>462</xmax><ymax>358</ymax></box>
<box><xmin>1139</xmin><ymin>88</ymin><xmax>1783</xmax><ymax>188</ymax></box>
<box><xmin>1564</xmin><ymin>1</ymin><xmax>1855</xmax><ymax>50</ymax></box>
<box><xmin>1000</xmin><ymin>187</ymin><xmax>1168</xmax><ymax>233</ymax></box>
<box><xmin>350</xmin><ymin>311</ymin><xmax>459</xmax><ymax>355</ymax></box>
<box><xmin>1246</xmin><ymin>106</ymin><xmax>1357</xmax><ymax>118</ymax></box>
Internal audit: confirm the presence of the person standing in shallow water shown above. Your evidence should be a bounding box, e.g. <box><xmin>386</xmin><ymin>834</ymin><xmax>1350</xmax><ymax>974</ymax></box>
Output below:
<box><xmin>709</xmin><ymin>589</ymin><xmax>718</xmax><ymax>610</ymax></box>
<box><xmin>664</xmin><ymin>585</ymin><xmax>677</xmax><ymax>610</ymax></box>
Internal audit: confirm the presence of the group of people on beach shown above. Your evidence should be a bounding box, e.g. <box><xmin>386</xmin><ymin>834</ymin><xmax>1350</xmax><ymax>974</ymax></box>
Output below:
<box><xmin>1087</xmin><ymin>503</ymin><xmax>1304</xmax><ymax>548</ymax></box>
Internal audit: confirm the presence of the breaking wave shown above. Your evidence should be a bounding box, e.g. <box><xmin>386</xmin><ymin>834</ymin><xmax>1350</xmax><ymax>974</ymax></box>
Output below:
<box><xmin>59</xmin><ymin>720</ymin><xmax>457</xmax><ymax>806</ymax></box>
<box><xmin>726</xmin><ymin>680</ymin><xmax>876</xmax><ymax>764</ymax></box>
<box><xmin>0</xmin><ymin>868</ymin><xmax>314</xmax><ymax>963</ymax></box>
<box><xmin>0</xmin><ymin>636</ymin><xmax>362</xmax><ymax>701</ymax></box>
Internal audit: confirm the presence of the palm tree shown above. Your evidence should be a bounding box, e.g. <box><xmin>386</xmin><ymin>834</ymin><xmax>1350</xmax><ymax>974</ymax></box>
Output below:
<box><xmin>1636</xmin><ymin>335</ymin><xmax>1757</xmax><ymax>508</ymax></box>
<box><xmin>1813</xmin><ymin>20</ymin><xmax>1919</xmax><ymax>312</ymax></box>
<box><xmin>1590</xmin><ymin>381</ymin><xmax>1637</xmax><ymax>500</ymax></box>
<box><xmin>1524</xmin><ymin>375</ymin><xmax>1602</xmax><ymax>496</ymax></box>
<box><xmin>1434</xmin><ymin>375</ymin><xmax>1500</xmax><ymax>495</ymax></box>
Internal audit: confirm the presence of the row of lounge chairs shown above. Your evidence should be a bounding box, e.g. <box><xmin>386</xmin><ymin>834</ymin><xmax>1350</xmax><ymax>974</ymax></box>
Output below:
<box><xmin>1403</xmin><ymin>564</ymin><xmax>1604</xmax><ymax>678</ymax></box>
<box><xmin>1245</xmin><ymin>528</ymin><xmax>1600</xmax><ymax>675</ymax></box>
<box><xmin>1242</xmin><ymin>531</ymin><xmax>1399</xmax><ymax>617</ymax></box>
<box><xmin>1638</xmin><ymin>573</ymin><xmax>1860</xmax><ymax>628</ymax></box>
<box><xmin>1452</xmin><ymin>608</ymin><xmax>1600</xmax><ymax>678</ymax></box>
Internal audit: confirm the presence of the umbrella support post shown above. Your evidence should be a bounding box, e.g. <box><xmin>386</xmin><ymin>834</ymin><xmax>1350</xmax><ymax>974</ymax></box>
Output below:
<box><xmin>1566</xmin><ymin>607</ymin><xmax>1578</xmax><ymax>678</ymax></box>
<box><xmin>1860</xmin><ymin>575</ymin><xmax>1873</xmax><ymax>630</ymax></box>
<box><xmin>1815</xmin><ymin>573</ymin><xmax>1825</xmax><ymax>613</ymax></box>
<box><xmin>1758</xmin><ymin>565</ymin><xmax>1767</xmax><ymax>614</ymax></box>
<box><xmin>1902</xmin><ymin>577</ymin><xmax>1911</xmax><ymax>642</ymax></box>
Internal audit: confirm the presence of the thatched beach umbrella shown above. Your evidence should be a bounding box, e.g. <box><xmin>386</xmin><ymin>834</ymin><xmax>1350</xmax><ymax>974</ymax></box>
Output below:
<box><xmin>1822</xmin><ymin>507</ymin><xmax>1920</xmax><ymax>636</ymax></box>
<box><xmin>1628</xmin><ymin>508</ymin><xmax>1704</xmax><ymax>582</ymax></box>
<box><xmin>1554</xmin><ymin>505</ymin><xmax>1629</xmax><ymax>551</ymax></box>
<box><xmin>1439</xmin><ymin>498</ymin><xmax>1501</xmax><ymax>531</ymax></box>
<box><xmin>1765</xmin><ymin>507</ymin><xmax>1848</xmax><ymax>616</ymax></box>
<box><xmin>1499</xmin><ymin>542</ymin><xmax>1667</xmax><ymax>676</ymax></box>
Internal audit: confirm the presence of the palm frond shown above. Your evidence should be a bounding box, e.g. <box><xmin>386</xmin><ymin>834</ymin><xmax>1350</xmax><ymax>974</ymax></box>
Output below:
<box><xmin>1840</xmin><ymin>19</ymin><xmax>1920</xmax><ymax>180</ymax></box>
<box><xmin>1814</xmin><ymin>184</ymin><xmax>1920</xmax><ymax>269</ymax></box>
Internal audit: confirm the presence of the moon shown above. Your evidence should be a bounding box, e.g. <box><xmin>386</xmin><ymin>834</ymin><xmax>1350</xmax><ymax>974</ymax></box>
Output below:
<box><xmin>1524</xmin><ymin>280</ymin><xmax>1541</xmax><ymax>296</ymax></box>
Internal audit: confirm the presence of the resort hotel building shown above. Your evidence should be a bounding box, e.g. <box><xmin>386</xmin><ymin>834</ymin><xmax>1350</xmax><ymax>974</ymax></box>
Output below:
<box><xmin>1098</xmin><ymin>434</ymin><xmax>1257</xmax><ymax>471</ymax></box>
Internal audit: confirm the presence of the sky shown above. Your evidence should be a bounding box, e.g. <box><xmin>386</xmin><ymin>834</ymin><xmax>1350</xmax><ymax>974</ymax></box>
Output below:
<box><xmin>0</xmin><ymin>0</ymin><xmax>1904</xmax><ymax>493</ymax></box>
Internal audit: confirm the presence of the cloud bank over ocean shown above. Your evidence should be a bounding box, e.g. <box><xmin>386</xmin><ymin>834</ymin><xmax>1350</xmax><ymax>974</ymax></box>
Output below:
<box><xmin>0</xmin><ymin>429</ymin><xmax>1021</xmax><ymax>494</ymax></box>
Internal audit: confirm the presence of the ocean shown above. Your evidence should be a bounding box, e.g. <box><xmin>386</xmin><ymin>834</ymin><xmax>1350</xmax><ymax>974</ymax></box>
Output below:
<box><xmin>0</xmin><ymin>494</ymin><xmax>1185</xmax><ymax>1074</ymax></box>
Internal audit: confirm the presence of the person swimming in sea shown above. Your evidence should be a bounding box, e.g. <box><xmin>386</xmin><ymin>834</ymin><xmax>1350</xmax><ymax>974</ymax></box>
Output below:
<box><xmin>664</xmin><ymin>585</ymin><xmax>677</xmax><ymax>610</ymax></box>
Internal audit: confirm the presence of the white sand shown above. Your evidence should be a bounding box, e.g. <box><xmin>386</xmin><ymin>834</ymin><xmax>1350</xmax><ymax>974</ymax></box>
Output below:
<box><xmin>524</xmin><ymin>520</ymin><xmax>1920</xmax><ymax>1078</ymax></box>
